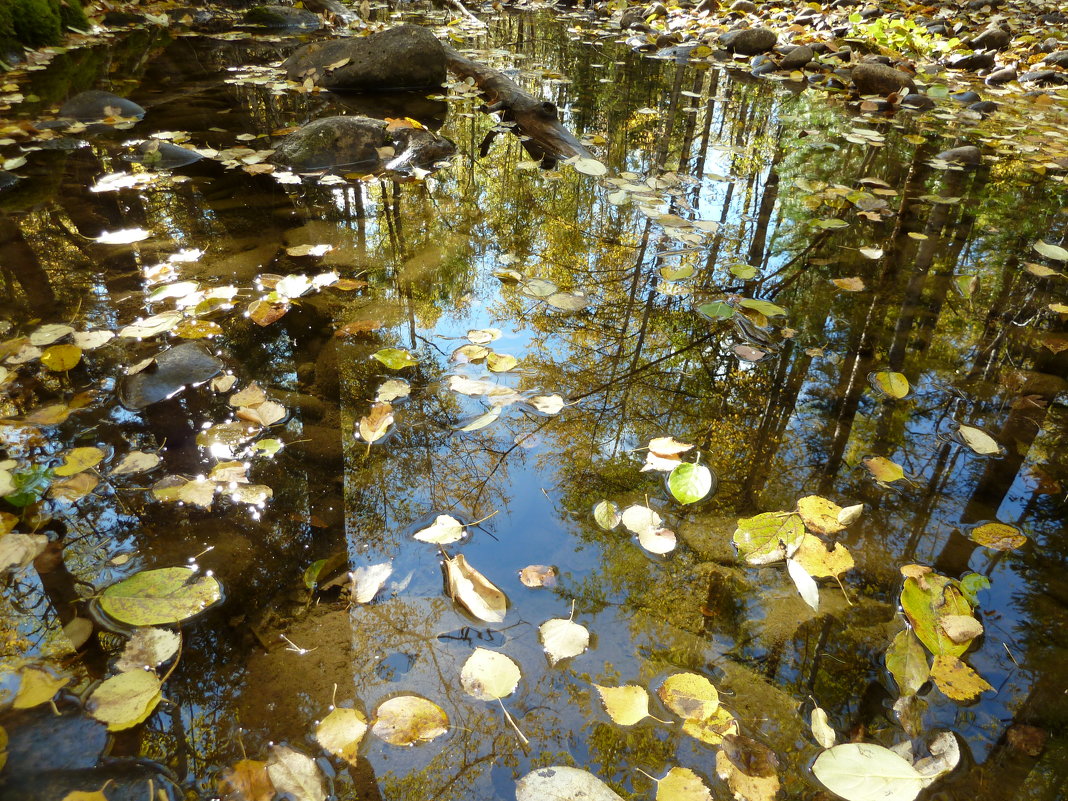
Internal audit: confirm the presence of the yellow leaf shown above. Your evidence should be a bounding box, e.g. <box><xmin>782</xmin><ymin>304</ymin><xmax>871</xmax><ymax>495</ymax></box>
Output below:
<box><xmin>358</xmin><ymin>402</ymin><xmax>394</xmax><ymax>444</ymax></box>
<box><xmin>656</xmin><ymin>766</ymin><xmax>713</xmax><ymax>801</ymax></box>
<box><xmin>863</xmin><ymin>455</ymin><xmax>905</xmax><ymax>482</ymax></box>
<box><xmin>443</xmin><ymin>553</ymin><xmax>507</xmax><ymax>622</ymax></box>
<box><xmin>593</xmin><ymin>684</ymin><xmax>651</xmax><ymax>726</ymax></box>
<box><xmin>14</xmin><ymin>666</ymin><xmax>70</xmax><ymax>709</ymax></box>
<box><xmin>316</xmin><ymin>708</ymin><xmax>368</xmax><ymax>765</ymax></box>
<box><xmin>54</xmin><ymin>446</ymin><xmax>105</xmax><ymax>477</ymax></box>
<box><xmin>87</xmin><ymin>670</ymin><xmax>162</xmax><ymax>730</ymax></box>
<box><xmin>796</xmin><ymin>495</ymin><xmax>846</xmax><ymax>535</ymax></box>
<box><xmin>371</xmin><ymin>695</ymin><xmax>448</xmax><ymax>746</ymax></box>
<box><xmin>460</xmin><ymin>648</ymin><xmax>521</xmax><ymax>701</ymax></box>
<box><xmin>657</xmin><ymin>672</ymin><xmax>719</xmax><ymax>720</ymax></box>
<box><xmin>793</xmin><ymin>533</ymin><xmax>854</xmax><ymax>578</ymax></box>
<box><xmin>930</xmin><ymin>655</ymin><xmax>993</xmax><ymax>701</ymax></box>
<box><xmin>40</xmin><ymin>344</ymin><xmax>82</xmax><ymax>371</ymax></box>
<box><xmin>968</xmin><ymin>521</ymin><xmax>1027</xmax><ymax>550</ymax></box>
<box><xmin>220</xmin><ymin>759</ymin><xmax>275</xmax><ymax>801</ymax></box>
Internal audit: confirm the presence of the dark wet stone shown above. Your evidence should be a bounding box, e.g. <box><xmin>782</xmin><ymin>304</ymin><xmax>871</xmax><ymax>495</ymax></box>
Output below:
<box><xmin>134</xmin><ymin>141</ymin><xmax>203</xmax><ymax>169</ymax></box>
<box><xmin>901</xmin><ymin>93</ymin><xmax>935</xmax><ymax>110</ymax></box>
<box><xmin>1019</xmin><ymin>70</ymin><xmax>1067</xmax><ymax>85</ymax></box>
<box><xmin>284</xmin><ymin>25</ymin><xmax>446</xmax><ymax>91</ymax></box>
<box><xmin>275</xmin><ymin>116</ymin><xmax>387</xmax><ymax>171</ymax></box>
<box><xmin>1039</xmin><ymin>12</ymin><xmax>1067</xmax><ymax>24</ymax></box>
<box><xmin>102</xmin><ymin>10</ymin><xmax>145</xmax><ymax>25</ymax></box>
<box><xmin>967</xmin><ymin>27</ymin><xmax>1011</xmax><ymax>51</ymax></box>
<box><xmin>620</xmin><ymin>6</ymin><xmax>648</xmax><ymax>29</ymax></box>
<box><xmin>729</xmin><ymin>0</ymin><xmax>758</xmax><ymax>11</ymax></box>
<box><xmin>655</xmin><ymin>32</ymin><xmax>679</xmax><ymax>48</ymax></box>
<box><xmin>119</xmin><ymin>342</ymin><xmax>224</xmax><ymax>410</ymax></box>
<box><xmin>985</xmin><ymin>66</ymin><xmax>1017</xmax><ymax>84</ymax></box>
<box><xmin>1042</xmin><ymin>50</ymin><xmax>1068</xmax><ymax>68</ymax></box>
<box><xmin>967</xmin><ymin>100</ymin><xmax>998</xmax><ymax>114</ymax></box>
<box><xmin>1</xmin><ymin>763</ymin><xmax>181</xmax><ymax>801</ymax></box>
<box><xmin>0</xmin><ymin>170</ymin><xmax>19</xmax><ymax>191</ymax></box>
<box><xmin>721</xmin><ymin>27</ymin><xmax>777</xmax><ymax>55</ymax></box>
<box><xmin>949</xmin><ymin>52</ymin><xmax>996</xmax><ymax>70</ymax></box>
<box><xmin>966</xmin><ymin>0</ymin><xmax>1000</xmax><ymax>7</ymax></box>
<box><xmin>924</xmin><ymin>23</ymin><xmax>947</xmax><ymax>34</ymax></box>
<box><xmin>0</xmin><ymin>707</ymin><xmax>107</xmax><ymax>777</ymax></box>
<box><xmin>851</xmin><ymin>62</ymin><xmax>915</xmax><ymax>95</ymax></box>
<box><xmin>935</xmin><ymin>145</ymin><xmax>981</xmax><ymax>165</ymax></box>
<box><xmin>244</xmin><ymin>5</ymin><xmax>320</xmax><ymax>28</ymax></box>
<box><xmin>59</xmin><ymin>90</ymin><xmax>145</xmax><ymax>122</ymax></box>
<box><xmin>646</xmin><ymin>2</ymin><xmax>669</xmax><ymax>18</ymax></box>
<box><xmin>951</xmin><ymin>90</ymin><xmax>981</xmax><ymax>103</ymax></box>
<box><xmin>695</xmin><ymin>0</ymin><xmax>718</xmax><ymax>13</ymax></box>
<box><xmin>779</xmin><ymin>44</ymin><xmax>814</xmax><ymax>70</ymax></box>
<box><xmin>751</xmin><ymin>58</ymin><xmax>777</xmax><ymax>75</ymax></box>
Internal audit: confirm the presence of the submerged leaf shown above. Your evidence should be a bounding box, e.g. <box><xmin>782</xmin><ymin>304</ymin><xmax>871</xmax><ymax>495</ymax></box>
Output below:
<box><xmin>266</xmin><ymin>745</ymin><xmax>325</xmax><ymax>801</ymax></box>
<box><xmin>87</xmin><ymin>670</ymin><xmax>163</xmax><ymax>731</ymax></box>
<box><xmin>667</xmin><ymin>462</ymin><xmax>715</xmax><ymax>504</ymax></box>
<box><xmin>593</xmin><ymin>500</ymin><xmax>621</xmax><ymax>530</ymax></box>
<box><xmin>885</xmin><ymin>629</ymin><xmax>930</xmax><ymax>696</ymax></box>
<box><xmin>99</xmin><ymin>567</ymin><xmax>222</xmax><ymax>626</ymax></box>
<box><xmin>316</xmin><ymin>707</ymin><xmax>368</xmax><ymax>765</ymax></box>
<box><xmin>372</xmin><ymin>348</ymin><xmax>418</xmax><ymax>370</ymax></box>
<box><xmin>220</xmin><ymin>759</ymin><xmax>275</xmax><ymax>801</ymax></box>
<box><xmin>13</xmin><ymin>667</ymin><xmax>70</xmax><ymax>709</ymax></box>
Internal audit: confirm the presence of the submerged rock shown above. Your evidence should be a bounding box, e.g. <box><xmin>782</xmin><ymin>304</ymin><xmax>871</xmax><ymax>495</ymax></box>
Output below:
<box><xmin>133</xmin><ymin>140</ymin><xmax>204</xmax><ymax>169</ymax></box>
<box><xmin>851</xmin><ymin>62</ymin><xmax>915</xmax><ymax>95</ymax></box>
<box><xmin>935</xmin><ymin>145</ymin><xmax>981</xmax><ymax>165</ymax></box>
<box><xmin>273</xmin><ymin>115</ymin><xmax>455</xmax><ymax>173</ymax></box>
<box><xmin>284</xmin><ymin>25</ymin><xmax>446</xmax><ymax>91</ymax></box>
<box><xmin>243</xmin><ymin>5</ymin><xmax>320</xmax><ymax>29</ymax></box>
<box><xmin>119</xmin><ymin>342</ymin><xmax>223</xmax><ymax>409</ymax></box>
<box><xmin>58</xmin><ymin>90</ymin><xmax>145</xmax><ymax>122</ymax></box>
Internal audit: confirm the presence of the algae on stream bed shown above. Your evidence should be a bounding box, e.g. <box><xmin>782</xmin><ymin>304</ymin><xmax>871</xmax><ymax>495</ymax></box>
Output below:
<box><xmin>0</xmin><ymin>4</ymin><xmax>1066</xmax><ymax>801</ymax></box>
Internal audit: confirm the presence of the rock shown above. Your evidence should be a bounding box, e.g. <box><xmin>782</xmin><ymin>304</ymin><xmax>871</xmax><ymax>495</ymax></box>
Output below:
<box><xmin>1019</xmin><ymin>69</ymin><xmax>1067</xmax><ymax>86</ymax></box>
<box><xmin>620</xmin><ymin>6</ymin><xmax>647</xmax><ymax>29</ymax></box>
<box><xmin>646</xmin><ymin>2</ymin><xmax>669</xmax><ymax>18</ymax></box>
<box><xmin>695</xmin><ymin>0</ymin><xmax>717</xmax><ymax>14</ymax></box>
<box><xmin>58</xmin><ymin>90</ymin><xmax>145</xmax><ymax>122</ymax></box>
<box><xmin>273</xmin><ymin>116</ymin><xmax>455</xmax><ymax>173</ymax></box>
<box><xmin>284</xmin><ymin>25</ymin><xmax>446</xmax><ymax>91</ymax></box>
<box><xmin>779</xmin><ymin>44</ymin><xmax>813</xmax><ymax>69</ymax></box>
<box><xmin>967</xmin><ymin>27</ymin><xmax>1011</xmax><ymax>51</ymax></box>
<box><xmin>935</xmin><ymin>145</ymin><xmax>981</xmax><ymax>165</ymax></box>
<box><xmin>119</xmin><ymin>343</ymin><xmax>224</xmax><ymax>409</ymax></box>
<box><xmin>244</xmin><ymin>5</ymin><xmax>320</xmax><ymax>28</ymax></box>
<box><xmin>729</xmin><ymin>0</ymin><xmax>758</xmax><ymax>11</ymax></box>
<box><xmin>901</xmin><ymin>93</ymin><xmax>935</xmax><ymax>110</ymax></box>
<box><xmin>951</xmin><ymin>90</ymin><xmax>981</xmax><ymax>103</ymax></box>
<box><xmin>0</xmin><ymin>170</ymin><xmax>19</xmax><ymax>191</ymax></box>
<box><xmin>948</xmin><ymin>52</ymin><xmax>996</xmax><ymax>71</ymax></box>
<box><xmin>851</xmin><ymin>62</ymin><xmax>914</xmax><ymax>95</ymax></box>
<box><xmin>134</xmin><ymin>140</ymin><xmax>203</xmax><ymax>169</ymax></box>
<box><xmin>1042</xmin><ymin>50</ymin><xmax>1068</xmax><ymax>68</ymax></box>
<box><xmin>751</xmin><ymin>55</ymin><xmax>777</xmax><ymax>75</ymax></box>
<box><xmin>721</xmin><ymin>27</ymin><xmax>777</xmax><ymax>55</ymax></box>
<box><xmin>985</xmin><ymin>66</ymin><xmax>1017</xmax><ymax>84</ymax></box>
<box><xmin>967</xmin><ymin>100</ymin><xmax>998</xmax><ymax>114</ymax></box>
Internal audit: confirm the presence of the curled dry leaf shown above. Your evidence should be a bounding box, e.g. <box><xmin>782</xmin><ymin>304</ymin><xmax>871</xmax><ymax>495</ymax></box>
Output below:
<box><xmin>648</xmin><ymin>436</ymin><xmax>694</xmax><ymax>457</ymax></box>
<box><xmin>811</xmin><ymin>706</ymin><xmax>837</xmax><ymax>748</ymax></box>
<box><xmin>237</xmin><ymin>401</ymin><xmax>286</xmax><ymax>427</ymax></box>
<box><xmin>115</xmin><ymin>628</ymin><xmax>181</xmax><ymax>672</ymax></box>
<box><xmin>350</xmin><ymin>561</ymin><xmax>392</xmax><ymax>604</ymax></box>
<box><xmin>443</xmin><ymin>553</ymin><xmax>507</xmax><ymax>623</ymax></box>
<box><xmin>939</xmin><ymin>614</ymin><xmax>984</xmax><ymax>644</ymax></box>
<box><xmin>371</xmin><ymin>695</ymin><xmax>448</xmax><ymax>746</ymax></box>
<box><xmin>518</xmin><ymin>564</ymin><xmax>557</xmax><ymax>588</ymax></box>
<box><xmin>787</xmin><ymin>558</ymin><xmax>820</xmax><ymax>611</ymax></box>
<box><xmin>358</xmin><ymin>402</ymin><xmax>394</xmax><ymax>444</ymax></box>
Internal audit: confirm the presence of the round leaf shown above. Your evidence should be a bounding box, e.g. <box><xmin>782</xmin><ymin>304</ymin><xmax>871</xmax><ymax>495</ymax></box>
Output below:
<box><xmin>968</xmin><ymin>521</ymin><xmax>1026</xmax><ymax>551</ymax></box>
<box><xmin>813</xmin><ymin>743</ymin><xmax>926</xmax><ymax>801</ymax></box>
<box><xmin>40</xmin><ymin>344</ymin><xmax>82</xmax><ymax>371</ymax></box>
<box><xmin>668</xmin><ymin>462</ymin><xmax>715</xmax><ymax>504</ymax></box>
<box><xmin>372</xmin><ymin>348</ymin><xmax>418</xmax><ymax>370</ymax></box>
<box><xmin>658</xmin><ymin>673</ymin><xmax>719</xmax><ymax>721</ymax></box>
<box><xmin>657</xmin><ymin>767</ymin><xmax>713</xmax><ymax>801</ymax></box>
<box><xmin>99</xmin><ymin>567</ymin><xmax>222</xmax><ymax>626</ymax></box>
<box><xmin>54</xmin><ymin>446</ymin><xmax>105</xmax><ymax>477</ymax></box>
<box><xmin>371</xmin><ymin>695</ymin><xmax>448</xmax><ymax>746</ymax></box>
<box><xmin>869</xmin><ymin>370</ymin><xmax>909</xmax><ymax>399</ymax></box>
<box><xmin>413</xmin><ymin>514</ymin><xmax>466</xmax><ymax>544</ymax></box>
<box><xmin>594</xmin><ymin>684</ymin><xmax>651</xmax><ymax>726</ymax></box>
<box><xmin>460</xmin><ymin>647</ymin><xmax>521</xmax><ymax>700</ymax></box>
<box><xmin>539</xmin><ymin>617</ymin><xmax>590</xmax><ymax>665</ymax></box>
<box><xmin>593</xmin><ymin>500</ymin><xmax>621</xmax><ymax>530</ymax></box>
<box><xmin>87</xmin><ymin>670</ymin><xmax>162</xmax><ymax>731</ymax></box>
<box><xmin>316</xmin><ymin>707</ymin><xmax>368</xmax><ymax>765</ymax></box>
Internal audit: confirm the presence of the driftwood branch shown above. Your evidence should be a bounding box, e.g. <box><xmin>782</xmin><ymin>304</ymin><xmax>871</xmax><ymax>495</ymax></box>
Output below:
<box><xmin>442</xmin><ymin>43</ymin><xmax>593</xmax><ymax>167</ymax></box>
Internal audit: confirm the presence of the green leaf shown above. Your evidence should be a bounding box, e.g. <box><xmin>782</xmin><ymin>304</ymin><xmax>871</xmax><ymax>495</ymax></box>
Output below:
<box><xmin>885</xmin><ymin>629</ymin><xmax>929</xmax><ymax>696</ymax></box>
<box><xmin>593</xmin><ymin>500</ymin><xmax>621</xmax><ymax>530</ymax></box>
<box><xmin>869</xmin><ymin>371</ymin><xmax>909</xmax><ymax>399</ymax></box>
<box><xmin>1033</xmin><ymin>240</ymin><xmax>1068</xmax><ymax>261</ymax></box>
<box><xmin>899</xmin><ymin>573</ymin><xmax>973</xmax><ymax>657</ymax></box>
<box><xmin>812</xmin><ymin>743</ymin><xmax>926</xmax><ymax>801</ymax></box>
<box><xmin>371</xmin><ymin>348</ymin><xmax>418</xmax><ymax>369</ymax></box>
<box><xmin>737</xmin><ymin>298</ymin><xmax>788</xmax><ymax>317</ymax></box>
<box><xmin>732</xmin><ymin>512</ymin><xmax>804</xmax><ymax>565</ymax></box>
<box><xmin>99</xmin><ymin>567</ymin><xmax>223</xmax><ymax>626</ymax></box>
<box><xmin>303</xmin><ymin>551</ymin><xmax>347</xmax><ymax>589</ymax></box>
<box><xmin>668</xmin><ymin>462</ymin><xmax>715</xmax><ymax>504</ymax></box>
<box><xmin>959</xmin><ymin>573</ymin><xmax>991</xmax><ymax>607</ymax></box>
<box><xmin>697</xmin><ymin>301</ymin><xmax>735</xmax><ymax>320</ymax></box>
<box><xmin>729</xmin><ymin>264</ymin><xmax>757</xmax><ymax>280</ymax></box>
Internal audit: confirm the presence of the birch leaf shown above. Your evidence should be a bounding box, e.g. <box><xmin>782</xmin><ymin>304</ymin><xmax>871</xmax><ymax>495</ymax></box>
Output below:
<box><xmin>350</xmin><ymin>561</ymin><xmax>392</xmax><ymax>604</ymax></box>
<box><xmin>539</xmin><ymin>617</ymin><xmax>589</xmax><ymax>665</ymax></box>
<box><xmin>812</xmin><ymin>743</ymin><xmax>926</xmax><ymax>801</ymax></box>
<box><xmin>811</xmin><ymin>706</ymin><xmax>837</xmax><ymax>748</ymax></box>
<box><xmin>460</xmin><ymin>648</ymin><xmax>521</xmax><ymax>700</ymax></box>
<box><xmin>371</xmin><ymin>695</ymin><xmax>448</xmax><ymax>746</ymax></box>
<box><xmin>316</xmin><ymin>707</ymin><xmax>368</xmax><ymax>765</ymax></box>
<box><xmin>656</xmin><ymin>767</ymin><xmax>713</xmax><ymax>801</ymax></box>
<box><xmin>930</xmin><ymin>655</ymin><xmax>993</xmax><ymax>701</ymax></box>
<box><xmin>593</xmin><ymin>684</ymin><xmax>651</xmax><ymax>726</ymax></box>
<box><xmin>413</xmin><ymin>515</ymin><xmax>465</xmax><ymax>544</ymax></box>
<box><xmin>593</xmin><ymin>500</ymin><xmax>621</xmax><ymax>530</ymax></box>
<box><xmin>266</xmin><ymin>745</ymin><xmax>325</xmax><ymax>801</ymax></box>
<box><xmin>955</xmin><ymin>425</ymin><xmax>1001</xmax><ymax>455</ymax></box>
<box><xmin>115</xmin><ymin>628</ymin><xmax>181</xmax><ymax>672</ymax></box>
<box><xmin>787</xmin><ymin>558</ymin><xmax>820</xmax><ymax>611</ymax></box>
<box><xmin>220</xmin><ymin>759</ymin><xmax>275</xmax><ymax>801</ymax></box>
<box><xmin>87</xmin><ymin>670</ymin><xmax>163</xmax><ymax>731</ymax></box>
<box><xmin>111</xmin><ymin>451</ymin><xmax>161</xmax><ymax>476</ymax></box>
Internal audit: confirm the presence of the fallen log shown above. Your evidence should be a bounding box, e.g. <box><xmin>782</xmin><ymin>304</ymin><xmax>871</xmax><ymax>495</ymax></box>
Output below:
<box><xmin>441</xmin><ymin>43</ymin><xmax>593</xmax><ymax>167</ymax></box>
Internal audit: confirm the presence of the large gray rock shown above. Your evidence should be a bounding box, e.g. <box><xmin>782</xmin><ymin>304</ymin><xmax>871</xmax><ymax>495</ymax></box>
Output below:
<box><xmin>273</xmin><ymin>116</ymin><xmax>456</xmax><ymax>172</ymax></box>
<box><xmin>1043</xmin><ymin>50</ymin><xmax>1068</xmax><ymax>68</ymax></box>
<box><xmin>59</xmin><ymin>90</ymin><xmax>145</xmax><ymax>121</ymax></box>
<box><xmin>851</xmin><ymin>62</ymin><xmax>915</xmax><ymax>95</ymax></box>
<box><xmin>284</xmin><ymin>25</ymin><xmax>446</xmax><ymax>91</ymax></box>
<box><xmin>935</xmin><ymin>145</ymin><xmax>981</xmax><ymax>165</ymax></box>
<box><xmin>966</xmin><ymin>26</ymin><xmax>1010</xmax><ymax>50</ymax></box>
<box><xmin>779</xmin><ymin>44</ymin><xmax>813</xmax><ymax>70</ymax></box>
<box><xmin>244</xmin><ymin>5</ymin><xmax>320</xmax><ymax>29</ymax></box>
<box><xmin>721</xmin><ymin>27</ymin><xmax>777</xmax><ymax>55</ymax></box>
<box><xmin>119</xmin><ymin>342</ymin><xmax>223</xmax><ymax>409</ymax></box>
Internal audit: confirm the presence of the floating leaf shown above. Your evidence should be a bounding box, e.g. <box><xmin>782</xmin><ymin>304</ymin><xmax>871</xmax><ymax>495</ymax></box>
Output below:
<box><xmin>111</xmin><ymin>451</ymin><xmax>161</xmax><ymax>476</ymax></box>
<box><xmin>859</xmin><ymin>247</ymin><xmax>883</xmax><ymax>259</ymax></box>
<box><xmin>443</xmin><ymin>553</ymin><xmax>506</xmax><ymax>622</ymax></box>
<box><xmin>863</xmin><ymin>456</ymin><xmax>905</xmax><ymax>483</ymax></box>
<box><xmin>41</xmin><ymin>344</ymin><xmax>82</xmax><ymax>371</ymax></box>
<box><xmin>968</xmin><ymin>521</ymin><xmax>1026</xmax><ymax>551</ymax></box>
<box><xmin>930</xmin><ymin>655</ymin><xmax>993</xmax><ymax>701</ymax></box>
<box><xmin>886</xmin><ymin>629</ymin><xmax>930</xmax><ymax>696</ymax></box>
<box><xmin>697</xmin><ymin>300</ymin><xmax>735</xmax><ymax>320</ymax></box>
<box><xmin>649</xmin><ymin>437</ymin><xmax>694</xmax><ymax>457</ymax></box>
<box><xmin>812</xmin><ymin>743</ymin><xmax>926</xmax><ymax>801</ymax></box>
<box><xmin>29</xmin><ymin>323</ymin><xmax>75</xmax><ymax>346</ymax></box>
<box><xmin>837</xmin><ymin>503</ymin><xmax>864</xmax><ymax>526</ymax></box>
<box><xmin>832</xmin><ymin>277</ymin><xmax>866</xmax><ymax>291</ymax></box>
<box><xmin>237</xmin><ymin>401</ymin><xmax>287</xmax><ymax>428</ymax></box>
<box><xmin>460</xmin><ymin>648</ymin><xmax>521</xmax><ymax>700</ymax></box>
<box><xmin>375</xmin><ymin>379</ymin><xmax>410</xmax><ymax>403</ymax></box>
<box><xmin>545</xmin><ymin>291</ymin><xmax>590</xmax><ymax>311</ymax></box>
<box><xmin>655</xmin><ymin>767</ymin><xmax>713</xmax><ymax>801</ymax></box>
<box><xmin>539</xmin><ymin>617</ymin><xmax>590</xmax><ymax>665</ymax></box>
<box><xmin>516</xmin><ymin>766</ymin><xmax>623</xmax><ymax>801</ymax></box>
<box><xmin>316</xmin><ymin>707</ymin><xmax>368</xmax><ymax>765</ymax></box>
<box><xmin>371</xmin><ymin>695</ymin><xmax>448</xmax><ymax>746</ymax></box>
<box><xmin>658</xmin><ymin>672</ymin><xmax>719</xmax><ymax>721</ymax></box>
<box><xmin>737</xmin><ymin>298</ymin><xmax>787</xmax><ymax>317</ymax></box>
<box><xmin>118</xmin><ymin>311</ymin><xmax>183</xmax><ymax>338</ymax></box>
<box><xmin>248</xmin><ymin>300</ymin><xmax>288</xmax><ymax>326</ymax></box>
<box><xmin>87</xmin><ymin>670</ymin><xmax>163</xmax><ymax>731</ymax></box>
<box><xmin>174</xmin><ymin>319</ymin><xmax>222</xmax><ymax>339</ymax></box>
<box><xmin>528</xmin><ymin>394</ymin><xmax>565</xmax><ymax>415</ymax></box>
<box><xmin>467</xmin><ymin>328</ymin><xmax>501</xmax><ymax>345</ymax></box>
<box><xmin>115</xmin><ymin>628</ymin><xmax>181</xmax><ymax>672</ymax></box>
<box><xmin>621</xmin><ymin>504</ymin><xmax>662</xmax><ymax>535</ymax></box>
<box><xmin>518</xmin><ymin>564</ymin><xmax>557</xmax><ymax>588</ymax></box>
<box><xmin>350</xmin><ymin>561</ymin><xmax>392</xmax><ymax>604</ymax></box>
<box><xmin>940</xmin><ymin>614</ymin><xmax>984</xmax><ymax>644</ymax></box>
<box><xmin>95</xmin><ymin>227</ymin><xmax>150</xmax><ymax>245</ymax></box>
<box><xmin>49</xmin><ymin>473</ymin><xmax>98</xmax><ymax>502</ymax></box>
<box><xmin>486</xmin><ymin>352</ymin><xmax>519</xmax><ymax>372</ymax></box>
<box><xmin>811</xmin><ymin>706</ymin><xmax>836</xmax><ymax>748</ymax></box>
<box><xmin>593</xmin><ymin>500</ymin><xmax>621</xmax><ymax>530</ymax></box>
<box><xmin>639</xmin><ymin>527</ymin><xmax>677</xmax><ymax>555</ymax></box>
<box><xmin>413</xmin><ymin>515</ymin><xmax>465</xmax><ymax>544</ymax></box>
<box><xmin>0</xmin><ymin>533</ymin><xmax>48</xmax><ymax>572</ymax></box>
<box><xmin>716</xmin><ymin>735</ymin><xmax>780</xmax><ymax>801</ymax></box>
<box><xmin>787</xmin><ymin>558</ymin><xmax>820</xmax><ymax>611</ymax></box>
<box><xmin>453</xmin><ymin>343</ymin><xmax>490</xmax><ymax>362</ymax></box>
<box><xmin>220</xmin><ymin>759</ymin><xmax>275</xmax><ymax>801</ymax></box>
<box><xmin>594</xmin><ymin>684</ymin><xmax>651</xmax><ymax>726</ymax></box>
<box><xmin>900</xmin><ymin>572</ymin><xmax>974</xmax><ymax>657</ymax></box>
<box><xmin>54</xmin><ymin>446</ymin><xmax>105</xmax><ymax>477</ymax></box>
<box><xmin>955</xmin><ymin>425</ymin><xmax>1000</xmax><ymax>455</ymax></box>
<box><xmin>730</xmin><ymin>263</ymin><xmax>758</xmax><ymax>280</ymax></box>
<box><xmin>573</xmin><ymin>157</ymin><xmax>608</xmax><ymax>176</ymax></box>
<box><xmin>796</xmin><ymin>495</ymin><xmax>846</xmax><ymax>535</ymax></box>
<box><xmin>266</xmin><ymin>745</ymin><xmax>326</xmax><ymax>801</ymax></box>
<box><xmin>668</xmin><ymin>462</ymin><xmax>715</xmax><ymax>504</ymax></box>
<box><xmin>372</xmin><ymin>348</ymin><xmax>418</xmax><ymax>369</ymax></box>
<box><xmin>732</xmin><ymin>512</ymin><xmax>804</xmax><ymax>565</ymax></box>
<box><xmin>959</xmin><ymin>573</ymin><xmax>991</xmax><ymax>607</ymax></box>
<box><xmin>1033</xmin><ymin>240</ymin><xmax>1068</xmax><ymax>261</ymax></box>
<box><xmin>13</xmin><ymin>667</ymin><xmax>70</xmax><ymax>709</ymax></box>
<box><xmin>99</xmin><ymin>567</ymin><xmax>222</xmax><ymax>626</ymax></box>
<box><xmin>454</xmin><ymin>407</ymin><xmax>502</xmax><ymax>432</ymax></box>
<box><xmin>358</xmin><ymin>402</ymin><xmax>394</xmax><ymax>444</ymax></box>
<box><xmin>869</xmin><ymin>371</ymin><xmax>910</xmax><ymax>399</ymax></box>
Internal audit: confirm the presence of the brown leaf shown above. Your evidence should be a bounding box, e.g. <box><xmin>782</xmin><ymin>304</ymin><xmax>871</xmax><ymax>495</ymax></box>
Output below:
<box><xmin>358</xmin><ymin>402</ymin><xmax>394</xmax><ymax>443</ymax></box>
